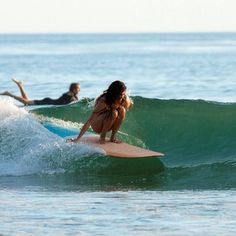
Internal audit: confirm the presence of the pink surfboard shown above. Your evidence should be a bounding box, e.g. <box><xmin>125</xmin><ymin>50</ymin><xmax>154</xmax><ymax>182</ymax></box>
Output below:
<box><xmin>80</xmin><ymin>135</ymin><xmax>164</xmax><ymax>158</ymax></box>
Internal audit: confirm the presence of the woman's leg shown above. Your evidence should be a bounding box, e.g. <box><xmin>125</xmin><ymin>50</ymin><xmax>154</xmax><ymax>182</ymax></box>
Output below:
<box><xmin>0</xmin><ymin>78</ymin><xmax>33</xmax><ymax>105</ymax></box>
<box><xmin>91</xmin><ymin>110</ymin><xmax>119</xmax><ymax>144</ymax></box>
<box><xmin>91</xmin><ymin>107</ymin><xmax>126</xmax><ymax>144</ymax></box>
<box><xmin>0</xmin><ymin>91</ymin><xmax>33</xmax><ymax>105</ymax></box>
<box><xmin>12</xmin><ymin>78</ymin><xmax>29</xmax><ymax>100</ymax></box>
<box><xmin>110</xmin><ymin>106</ymin><xmax>126</xmax><ymax>143</ymax></box>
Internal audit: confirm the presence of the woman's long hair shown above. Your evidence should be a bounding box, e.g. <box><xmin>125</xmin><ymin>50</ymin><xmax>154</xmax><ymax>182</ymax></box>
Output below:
<box><xmin>98</xmin><ymin>81</ymin><xmax>126</xmax><ymax>107</ymax></box>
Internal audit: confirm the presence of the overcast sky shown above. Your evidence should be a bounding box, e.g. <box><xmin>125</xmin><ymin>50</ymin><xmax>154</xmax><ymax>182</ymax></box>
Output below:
<box><xmin>0</xmin><ymin>0</ymin><xmax>235</xmax><ymax>33</ymax></box>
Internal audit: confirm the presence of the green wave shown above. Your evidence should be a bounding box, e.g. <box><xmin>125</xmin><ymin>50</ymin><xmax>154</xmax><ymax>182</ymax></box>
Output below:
<box><xmin>32</xmin><ymin>97</ymin><xmax>236</xmax><ymax>189</ymax></box>
<box><xmin>33</xmin><ymin>97</ymin><xmax>236</xmax><ymax>164</ymax></box>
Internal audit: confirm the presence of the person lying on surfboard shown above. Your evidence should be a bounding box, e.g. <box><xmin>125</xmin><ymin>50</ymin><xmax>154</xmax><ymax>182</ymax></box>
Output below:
<box><xmin>69</xmin><ymin>80</ymin><xmax>133</xmax><ymax>144</ymax></box>
<box><xmin>0</xmin><ymin>78</ymin><xmax>80</xmax><ymax>106</ymax></box>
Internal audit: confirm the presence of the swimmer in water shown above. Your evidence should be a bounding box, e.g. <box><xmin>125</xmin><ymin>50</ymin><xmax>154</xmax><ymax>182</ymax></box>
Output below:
<box><xmin>0</xmin><ymin>78</ymin><xmax>80</xmax><ymax>106</ymax></box>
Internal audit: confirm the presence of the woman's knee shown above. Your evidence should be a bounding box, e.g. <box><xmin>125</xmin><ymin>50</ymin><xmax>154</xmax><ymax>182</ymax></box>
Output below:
<box><xmin>91</xmin><ymin>122</ymin><xmax>103</xmax><ymax>133</ymax></box>
<box><xmin>118</xmin><ymin>106</ymin><xmax>126</xmax><ymax>119</ymax></box>
<box><xmin>111</xmin><ymin>110</ymin><xmax>118</xmax><ymax>119</ymax></box>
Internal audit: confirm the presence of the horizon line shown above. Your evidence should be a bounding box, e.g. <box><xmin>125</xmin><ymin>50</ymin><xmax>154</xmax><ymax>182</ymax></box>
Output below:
<box><xmin>0</xmin><ymin>31</ymin><xmax>235</xmax><ymax>35</ymax></box>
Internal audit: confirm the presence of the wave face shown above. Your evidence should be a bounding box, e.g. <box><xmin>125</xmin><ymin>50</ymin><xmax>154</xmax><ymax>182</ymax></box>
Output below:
<box><xmin>0</xmin><ymin>99</ymin><xmax>163</xmax><ymax>177</ymax></box>
<box><xmin>34</xmin><ymin>97</ymin><xmax>236</xmax><ymax>164</ymax></box>
<box><xmin>32</xmin><ymin>97</ymin><xmax>236</xmax><ymax>189</ymax></box>
<box><xmin>1</xmin><ymin>97</ymin><xmax>235</xmax><ymax>189</ymax></box>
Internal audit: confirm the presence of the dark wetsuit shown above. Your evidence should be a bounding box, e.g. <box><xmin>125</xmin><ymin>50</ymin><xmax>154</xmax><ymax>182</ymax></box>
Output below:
<box><xmin>33</xmin><ymin>92</ymin><xmax>78</xmax><ymax>105</ymax></box>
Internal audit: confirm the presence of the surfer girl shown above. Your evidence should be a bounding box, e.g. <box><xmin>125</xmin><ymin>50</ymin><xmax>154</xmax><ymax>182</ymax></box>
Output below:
<box><xmin>69</xmin><ymin>80</ymin><xmax>133</xmax><ymax>144</ymax></box>
<box><xmin>0</xmin><ymin>78</ymin><xmax>80</xmax><ymax>106</ymax></box>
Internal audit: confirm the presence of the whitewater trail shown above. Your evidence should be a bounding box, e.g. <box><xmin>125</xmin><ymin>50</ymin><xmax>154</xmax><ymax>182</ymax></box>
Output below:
<box><xmin>0</xmin><ymin>98</ymin><xmax>103</xmax><ymax>176</ymax></box>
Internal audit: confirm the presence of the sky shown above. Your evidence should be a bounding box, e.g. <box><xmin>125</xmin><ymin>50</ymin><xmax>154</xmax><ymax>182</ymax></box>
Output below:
<box><xmin>0</xmin><ymin>0</ymin><xmax>235</xmax><ymax>33</ymax></box>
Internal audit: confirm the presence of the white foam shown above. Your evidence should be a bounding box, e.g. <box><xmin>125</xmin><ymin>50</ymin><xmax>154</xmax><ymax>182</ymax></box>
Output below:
<box><xmin>0</xmin><ymin>97</ymin><xmax>27</xmax><ymax>120</ymax></box>
<box><xmin>0</xmin><ymin>99</ymin><xmax>104</xmax><ymax>176</ymax></box>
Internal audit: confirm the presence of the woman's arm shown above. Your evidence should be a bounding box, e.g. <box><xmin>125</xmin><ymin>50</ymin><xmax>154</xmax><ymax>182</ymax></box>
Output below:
<box><xmin>68</xmin><ymin>99</ymin><xmax>108</xmax><ymax>143</ymax></box>
<box><xmin>121</xmin><ymin>95</ymin><xmax>133</xmax><ymax>109</ymax></box>
<box><xmin>67</xmin><ymin>113</ymin><xmax>95</xmax><ymax>143</ymax></box>
<box><xmin>68</xmin><ymin>113</ymin><xmax>97</xmax><ymax>142</ymax></box>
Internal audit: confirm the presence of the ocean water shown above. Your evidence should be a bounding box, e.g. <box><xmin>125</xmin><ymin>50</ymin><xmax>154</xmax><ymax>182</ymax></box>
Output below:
<box><xmin>0</xmin><ymin>33</ymin><xmax>236</xmax><ymax>235</ymax></box>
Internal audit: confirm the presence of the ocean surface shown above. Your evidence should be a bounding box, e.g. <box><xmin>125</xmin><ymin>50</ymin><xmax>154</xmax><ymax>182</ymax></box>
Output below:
<box><xmin>0</xmin><ymin>33</ymin><xmax>236</xmax><ymax>235</ymax></box>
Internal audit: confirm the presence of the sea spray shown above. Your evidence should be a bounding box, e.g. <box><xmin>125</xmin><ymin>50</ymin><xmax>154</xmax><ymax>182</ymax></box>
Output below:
<box><xmin>0</xmin><ymin>99</ymin><xmax>104</xmax><ymax>176</ymax></box>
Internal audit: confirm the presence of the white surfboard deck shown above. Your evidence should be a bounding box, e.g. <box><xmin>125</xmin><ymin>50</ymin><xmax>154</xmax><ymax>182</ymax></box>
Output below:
<box><xmin>79</xmin><ymin>135</ymin><xmax>164</xmax><ymax>158</ymax></box>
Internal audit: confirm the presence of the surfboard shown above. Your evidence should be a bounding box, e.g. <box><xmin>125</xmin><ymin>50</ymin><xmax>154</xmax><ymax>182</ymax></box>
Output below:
<box><xmin>41</xmin><ymin>122</ymin><xmax>164</xmax><ymax>158</ymax></box>
<box><xmin>79</xmin><ymin>135</ymin><xmax>164</xmax><ymax>158</ymax></box>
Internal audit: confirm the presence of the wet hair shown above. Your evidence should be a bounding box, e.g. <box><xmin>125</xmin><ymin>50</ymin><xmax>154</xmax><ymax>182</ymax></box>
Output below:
<box><xmin>102</xmin><ymin>81</ymin><xmax>126</xmax><ymax>107</ymax></box>
<box><xmin>69</xmin><ymin>83</ymin><xmax>80</xmax><ymax>92</ymax></box>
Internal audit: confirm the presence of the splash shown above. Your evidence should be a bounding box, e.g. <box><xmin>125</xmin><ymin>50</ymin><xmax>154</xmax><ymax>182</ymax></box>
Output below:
<box><xmin>0</xmin><ymin>99</ymin><xmax>104</xmax><ymax>176</ymax></box>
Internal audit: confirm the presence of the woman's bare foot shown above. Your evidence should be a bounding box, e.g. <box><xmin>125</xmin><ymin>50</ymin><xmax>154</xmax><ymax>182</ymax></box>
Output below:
<box><xmin>12</xmin><ymin>77</ymin><xmax>22</xmax><ymax>86</ymax></box>
<box><xmin>99</xmin><ymin>137</ymin><xmax>106</xmax><ymax>144</ymax></box>
<box><xmin>99</xmin><ymin>132</ymin><xmax>106</xmax><ymax>144</ymax></box>
<box><xmin>110</xmin><ymin>137</ymin><xmax>122</xmax><ymax>144</ymax></box>
<box><xmin>0</xmin><ymin>91</ymin><xmax>12</xmax><ymax>96</ymax></box>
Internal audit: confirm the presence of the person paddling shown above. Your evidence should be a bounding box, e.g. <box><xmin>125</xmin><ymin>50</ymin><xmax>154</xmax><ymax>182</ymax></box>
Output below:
<box><xmin>69</xmin><ymin>81</ymin><xmax>133</xmax><ymax>144</ymax></box>
<box><xmin>0</xmin><ymin>78</ymin><xmax>80</xmax><ymax>106</ymax></box>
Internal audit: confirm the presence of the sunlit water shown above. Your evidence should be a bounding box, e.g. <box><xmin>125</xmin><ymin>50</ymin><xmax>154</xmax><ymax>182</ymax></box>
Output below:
<box><xmin>0</xmin><ymin>33</ymin><xmax>236</xmax><ymax>235</ymax></box>
<box><xmin>0</xmin><ymin>189</ymin><xmax>235</xmax><ymax>235</ymax></box>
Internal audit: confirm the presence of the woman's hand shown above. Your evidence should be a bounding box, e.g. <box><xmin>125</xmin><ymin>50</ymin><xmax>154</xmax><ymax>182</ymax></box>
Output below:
<box><xmin>66</xmin><ymin>137</ymin><xmax>80</xmax><ymax>143</ymax></box>
<box><xmin>119</xmin><ymin>95</ymin><xmax>133</xmax><ymax>109</ymax></box>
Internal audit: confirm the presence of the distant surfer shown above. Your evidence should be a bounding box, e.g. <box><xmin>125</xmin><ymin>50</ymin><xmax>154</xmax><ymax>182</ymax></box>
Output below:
<box><xmin>0</xmin><ymin>78</ymin><xmax>80</xmax><ymax>106</ymax></box>
<box><xmin>69</xmin><ymin>80</ymin><xmax>133</xmax><ymax>144</ymax></box>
